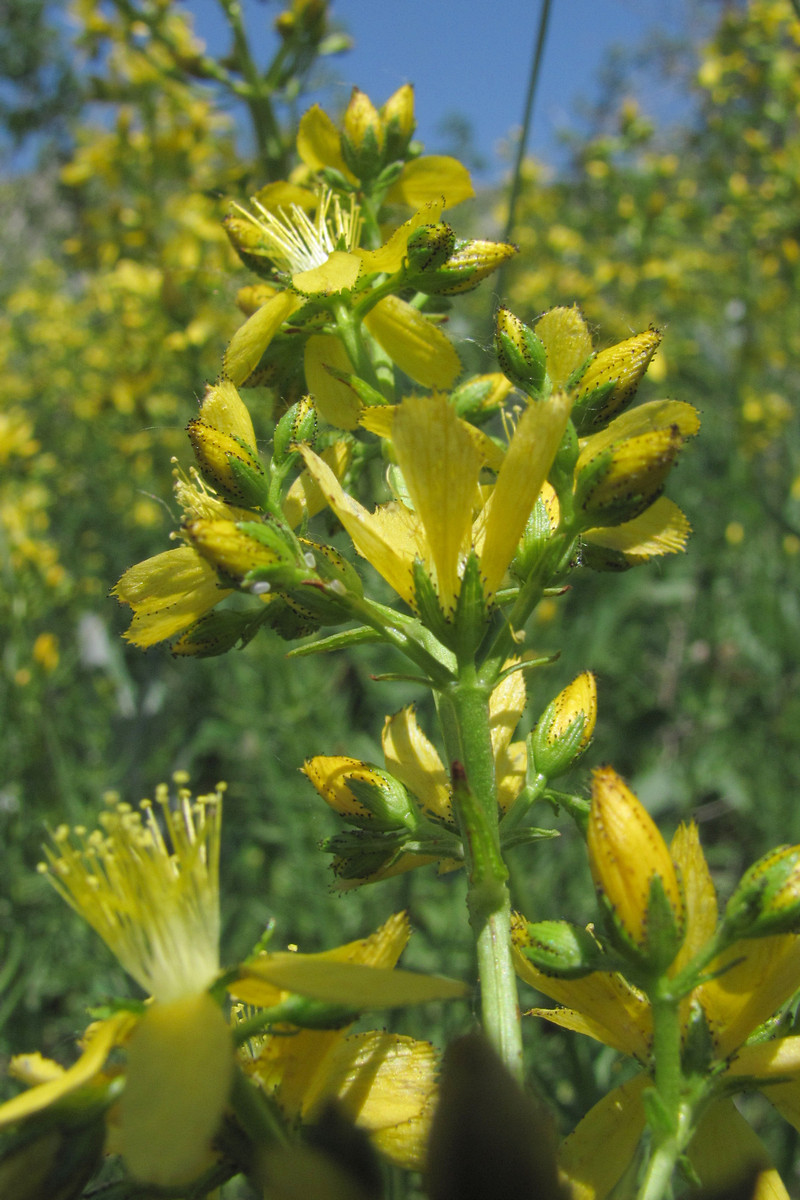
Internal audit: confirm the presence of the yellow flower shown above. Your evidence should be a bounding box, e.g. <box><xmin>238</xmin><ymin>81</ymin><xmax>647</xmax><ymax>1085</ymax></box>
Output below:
<box><xmin>0</xmin><ymin>780</ymin><xmax>234</xmax><ymax>1189</ymax></box>
<box><xmin>513</xmin><ymin>820</ymin><xmax>800</xmax><ymax>1199</ymax></box>
<box><xmin>234</xmin><ymin>913</ymin><xmax>439</xmax><ymax>1169</ymax></box>
<box><xmin>300</xmin><ymin>390</ymin><xmax>571</xmax><ymax>613</ymax></box>
<box><xmin>113</xmin><ymin>543</ymin><xmax>234</xmax><ymax>648</ymax></box>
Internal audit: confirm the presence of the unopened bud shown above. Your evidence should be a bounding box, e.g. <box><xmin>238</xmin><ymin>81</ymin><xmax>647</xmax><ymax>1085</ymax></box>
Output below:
<box><xmin>409</xmin><ymin>238</ymin><xmax>517</xmax><ymax>296</ymax></box>
<box><xmin>187</xmin><ymin>419</ymin><xmax>266</xmax><ymax>507</ymax></box>
<box><xmin>405</xmin><ymin>223</ymin><xmax>457</xmax><ymax>273</ymax></box>
<box><xmin>273</xmin><ymin>396</ymin><xmax>317</xmax><ymax>464</ymax></box>
<box><xmin>495</xmin><ymin>308</ymin><xmax>548</xmax><ymax>399</ymax></box>
<box><xmin>184</xmin><ymin>519</ymin><xmax>295</xmax><ymax>586</ymax></box>
<box><xmin>530</xmin><ymin>672</ymin><xmax>597</xmax><ymax>778</ymax></box>
<box><xmin>723</xmin><ymin>844</ymin><xmax>800</xmax><ymax>938</ymax></box>
<box><xmin>572</xmin><ymin>330</ymin><xmax>662</xmax><ymax>434</ymax></box>
<box><xmin>341</xmin><ymin>87</ymin><xmax>384</xmax><ymax>181</ymax></box>
<box><xmin>381</xmin><ymin>84</ymin><xmax>416</xmax><ymax>160</ymax></box>
<box><xmin>303</xmin><ymin>756</ymin><xmax>418</xmax><ymax>831</ymax></box>
<box><xmin>575</xmin><ymin>427</ymin><xmax>683</xmax><ymax>527</ymax></box>
<box><xmin>451</xmin><ymin>373</ymin><xmax>513</xmax><ymax>423</ymax></box>
<box><xmin>588</xmin><ymin>765</ymin><xmax>684</xmax><ymax>968</ymax></box>
<box><xmin>519</xmin><ymin>920</ymin><xmax>606</xmax><ymax>978</ymax></box>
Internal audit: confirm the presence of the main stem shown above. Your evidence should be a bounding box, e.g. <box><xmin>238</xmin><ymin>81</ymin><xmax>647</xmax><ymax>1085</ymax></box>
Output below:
<box><xmin>637</xmin><ymin>986</ymin><xmax>686</xmax><ymax>1200</ymax></box>
<box><xmin>437</xmin><ymin>672</ymin><xmax>524</xmax><ymax>1082</ymax></box>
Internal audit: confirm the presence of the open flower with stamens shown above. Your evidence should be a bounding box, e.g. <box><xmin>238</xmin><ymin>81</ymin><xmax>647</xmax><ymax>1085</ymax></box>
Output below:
<box><xmin>0</xmin><ymin>778</ymin><xmax>234</xmax><ymax>1188</ymax></box>
<box><xmin>224</xmin><ymin>186</ymin><xmax>462</xmax><ymax>393</ymax></box>
<box><xmin>300</xmin><ymin>390</ymin><xmax>571</xmax><ymax>615</ymax></box>
<box><xmin>513</xmin><ymin>816</ymin><xmax>800</xmax><ymax>1200</ymax></box>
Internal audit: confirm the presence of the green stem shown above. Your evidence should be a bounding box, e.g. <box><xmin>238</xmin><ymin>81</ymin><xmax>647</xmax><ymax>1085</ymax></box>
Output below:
<box><xmin>437</xmin><ymin>675</ymin><xmax>524</xmax><ymax>1082</ymax></box>
<box><xmin>636</xmin><ymin>985</ymin><xmax>685</xmax><ymax>1200</ymax></box>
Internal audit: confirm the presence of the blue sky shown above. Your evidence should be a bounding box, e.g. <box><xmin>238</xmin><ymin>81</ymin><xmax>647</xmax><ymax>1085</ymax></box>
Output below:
<box><xmin>187</xmin><ymin>0</ymin><xmax>697</xmax><ymax>178</ymax></box>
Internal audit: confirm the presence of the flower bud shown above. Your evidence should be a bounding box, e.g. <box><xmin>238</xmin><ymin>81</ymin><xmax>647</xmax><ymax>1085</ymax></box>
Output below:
<box><xmin>381</xmin><ymin>84</ymin><xmax>416</xmax><ymax>160</ymax></box>
<box><xmin>409</xmin><ymin>238</ymin><xmax>518</xmax><ymax>296</ymax></box>
<box><xmin>273</xmin><ymin>396</ymin><xmax>317</xmax><ymax>464</ymax></box>
<box><xmin>405</xmin><ymin>223</ymin><xmax>457</xmax><ymax>273</ymax></box>
<box><xmin>574</xmin><ymin>427</ymin><xmax>683</xmax><ymax>527</ymax></box>
<box><xmin>588</xmin><ymin>766</ymin><xmax>684</xmax><ymax>968</ymax></box>
<box><xmin>495</xmin><ymin>308</ymin><xmax>548</xmax><ymax>399</ymax></box>
<box><xmin>303</xmin><ymin>756</ymin><xmax>418</xmax><ymax>831</ymax></box>
<box><xmin>530</xmin><ymin>672</ymin><xmax>597</xmax><ymax>778</ymax></box>
<box><xmin>518</xmin><ymin>920</ymin><xmax>606</xmax><ymax>978</ymax></box>
<box><xmin>451</xmin><ymin>373</ymin><xmax>513</xmax><ymax>424</ymax></box>
<box><xmin>171</xmin><ymin>609</ymin><xmax>263</xmax><ymax>658</ymax></box>
<box><xmin>571</xmin><ymin>330</ymin><xmax>662</xmax><ymax>434</ymax></box>
<box><xmin>184</xmin><ymin>519</ymin><xmax>296</xmax><ymax>587</ymax></box>
<box><xmin>723</xmin><ymin>844</ymin><xmax>800</xmax><ymax>938</ymax></box>
<box><xmin>341</xmin><ymin>87</ymin><xmax>384</xmax><ymax>181</ymax></box>
<box><xmin>187</xmin><ymin>419</ymin><xmax>267</xmax><ymax>507</ymax></box>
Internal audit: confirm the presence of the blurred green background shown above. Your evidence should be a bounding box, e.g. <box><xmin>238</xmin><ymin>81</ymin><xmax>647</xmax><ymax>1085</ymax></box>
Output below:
<box><xmin>2</xmin><ymin>0</ymin><xmax>800</xmax><ymax>1180</ymax></box>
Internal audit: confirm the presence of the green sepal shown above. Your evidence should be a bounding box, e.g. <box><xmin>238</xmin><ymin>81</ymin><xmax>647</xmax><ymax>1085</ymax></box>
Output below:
<box><xmin>345</xmin><ymin>769</ymin><xmax>420</xmax><ymax>832</ymax></box>
<box><xmin>528</xmin><ymin>710</ymin><xmax>588</xmax><ymax>780</ymax></box>
<box><xmin>282</xmin><ymin>580</ymin><xmax>352</xmax><ymax>626</ymax></box>
<box><xmin>405</xmin><ymin>223</ymin><xmax>457</xmax><ymax>273</ymax></box>
<box><xmin>509</xmin><ymin>493</ymin><xmax>557</xmax><ymax>583</ymax></box>
<box><xmin>0</xmin><ymin>1107</ymin><xmax>108</xmax><ymax>1200</ymax></box>
<box><xmin>451</xmin><ymin>377</ymin><xmax>506</xmax><ymax>425</ymax></box>
<box><xmin>171</xmin><ymin>607</ymin><xmax>268</xmax><ymax>658</ymax></box>
<box><xmin>341</xmin><ymin>123</ymin><xmax>384</xmax><ymax>183</ymax></box>
<box><xmin>273</xmin><ymin>399</ymin><xmax>317</xmax><ymax>464</ymax></box>
<box><xmin>680</xmin><ymin>999</ymin><xmax>715</xmax><ymax>1077</ymax></box>
<box><xmin>571</xmin><ymin>379</ymin><xmax>618</xmax><ymax>436</ymax></box>
<box><xmin>324</xmin><ymin>826</ymin><xmax>413</xmax><ymax>884</ymax></box>
<box><xmin>521</xmin><ymin>920</ymin><xmax>606</xmax><ymax>979</ymax></box>
<box><xmin>372</xmin><ymin>159</ymin><xmax>405</xmax><ymax>192</ymax></box>
<box><xmin>577</xmin><ymin>540</ymin><xmax>632</xmax><ymax>572</ymax></box>
<box><xmin>238</xmin><ymin>518</ymin><xmax>299</xmax><ymax>561</ymax></box>
<box><xmin>302</xmin><ymin>539</ymin><xmax>363</xmax><ymax>597</ymax></box>
<box><xmin>452</xmin><ymin>551</ymin><xmax>488</xmax><ymax>660</ymax></box>
<box><xmin>412</xmin><ymin>558</ymin><xmax>454</xmax><ymax>644</ymax></box>
<box><xmin>228</xmin><ymin>455</ymin><xmax>271</xmax><ymax>508</ymax></box>
<box><xmin>495</xmin><ymin>309</ymin><xmax>548</xmax><ymax>399</ymax></box>
<box><xmin>573</xmin><ymin>446</ymin><xmax>615</xmax><ymax>516</ymax></box>
<box><xmin>548</xmin><ymin>419</ymin><xmax>579</xmax><ymax>498</ymax></box>
<box><xmin>262</xmin><ymin>595</ymin><xmax>322</xmax><ymax>641</ymax></box>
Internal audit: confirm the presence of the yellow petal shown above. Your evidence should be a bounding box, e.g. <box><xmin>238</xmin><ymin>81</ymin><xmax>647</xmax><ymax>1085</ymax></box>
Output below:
<box><xmin>303</xmin><ymin>755</ymin><xmax>383</xmax><ymax>820</ymax></box>
<box><xmin>301</xmin><ymin>1031</ymin><xmax>436</xmax><ymax>1170</ymax></box>
<box><xmin>251</xmin><ymin>181</ymin><xmax>317</xmax><ymax>212</ymax></box>
<box><xmin>0</xmin><ymin>1013</ymin><xmax>132</xmax><ymax>1130</ymax></box>
<box><xmin>535</xmin><ymin>305</ymin><xmax>593</xmax><ymax>389</ymax></box>
<box><xmin>197</xmin><ymin>378</ymin><xmax>257</xmax><ymax>448</ymax></box>
<box><xmin>386</xmin><ymin>156</ymin><xmax>474</xmax><ymax>208</ymax></box>
<box><xmin>583</xmin><ymin>497</ymin><xmax>691</xmax><ymax>561</ymax></box>
<box><xmin>478</xmin><ymin>391</ymin><xmax>572</xmax><ymax>598</ymax></box>
<box><xmin>223</xmin><ymin>291</ymin><xmax>302</xmax><ymax>386</ymax></box>
<box><xmin>559</xmin><ymin>1075</ymin><xmax>648</xmax><ymax>1200</ymax></box>
<box><xmin>669</xmin><ymin>822</ymin><xmax>718</xmax><ymax>978</ymax></box>
<box><xmin>365</xmin><ymin>295</ymin><xmax>461</xmax><ymax>390</ymax></box>
<box><xmin>292</xmin><ymin>249</ymin><xmax>361</xmax><ymax>296</ymax></box>
<box><xmin>392</xmin><ymin>393</ymin><xmax>481</xmax><ymax>611</ymax></box>
<box><xmin>113</xmin><ymin>547</ymin><xmax>231</xmax><ymax>647</ymax></box>
<box><xmin>727</xmin><ymin>1034</ymin><xmax>800</xmax><ymax>1081</ymax></box>
<box><xmin>699</xmin><ymin>935</ymin><xmax>800</xmax><ymax>1057</ymax></box>
<box><xmin>304</xmin><ymin>333</ymin><xmax>361</xmax><ymax>428</ymax></box>
<box><xmin>382</xmin><ymin>706</ymin><xmax>452</xmax><ymax>822</ymax></box>
<box><xmin>358</xmin><ymin>200</ymin><xmax>445</xmax><ymax>276</ymax></box>
<box><xmin>577</xmin><ymin>398</ymin><xmax>700</xmax><ymax>469</ymax></box>
<box><xmin>283</xmin><ymin>440</ymin><xmax>351</xmax><ymax>529</ymax></box>
<box><xmin>237</xmin><ymin>956</ymin><xmax>467</xmax><ymax>1008</ymax></box>
<box><xmin>298</xmin><ymin>446</ymin><xmax>420</xmax><ymax>604</ymax></box>
<box><xmin>512</xmin><ymin>917</ymin><xmax>651</xmax><ymax>1059</ymax></box>
<box><xmin>119</xmin><ymin>993</ymin><xmax>234</xmax><ymax>1187</ymax></box>
<box><xmin>762</xmin><ymin>1076</ymin><xmax>800</xmax><ymax>1138</ymax></box>
<box><xmin>296</xmin><ymin>105</ymin><xmax>352</xmax><ymax>178</ymax></box>
<box><xmin>687</xmin><ymin>1098</ymin><xmax>788</xmax><ymax>1199</ymax></box>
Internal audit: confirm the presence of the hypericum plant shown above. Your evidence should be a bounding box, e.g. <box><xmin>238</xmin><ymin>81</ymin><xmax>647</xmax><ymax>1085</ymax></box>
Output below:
<box><xmin>5</xmin><ymin>71</ymin><xmax>800</xmax><ymax>1200</ymax></box>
